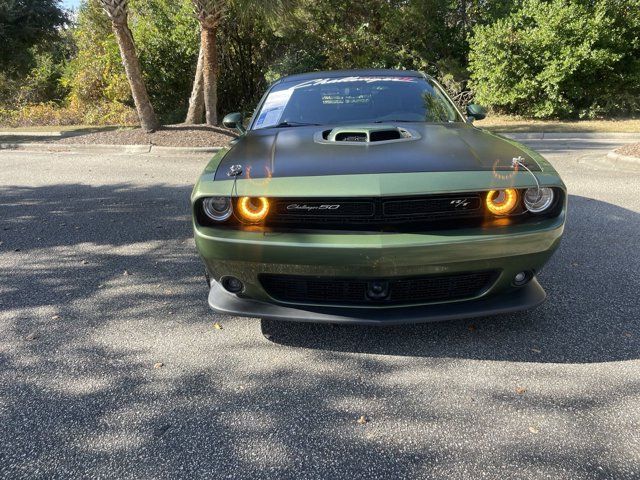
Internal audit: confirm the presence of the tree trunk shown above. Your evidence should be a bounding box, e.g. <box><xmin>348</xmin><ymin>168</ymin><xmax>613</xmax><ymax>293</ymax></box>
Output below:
<box><xmin>201</xmin><ymin>25</ymin><xmax>218</xmax><ymax>126</ymax></box>
<box><xmin>112</xmin><ymin>21</ymin><xmax>160</xmax><ymax>132</ymax></box>
<box><xmin>185</xmin><ymin>40</ymin><xmax>205</xmax><ymax>124</ymax></box>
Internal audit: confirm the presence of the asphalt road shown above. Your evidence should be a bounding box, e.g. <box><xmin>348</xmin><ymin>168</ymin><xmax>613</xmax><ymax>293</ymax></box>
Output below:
<box><xmin>1</xmin><ymin>136</ymin><xmax>639</xmax><ymax>479</ymax></box>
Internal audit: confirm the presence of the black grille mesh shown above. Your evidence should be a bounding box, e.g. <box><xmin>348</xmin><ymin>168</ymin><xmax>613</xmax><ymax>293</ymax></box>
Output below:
<box><xmin>259</xmin><ymin>271</ymin><xmax>498</xmax><ymax>306</ymax></box>
<box><xmin>266</xmin><ymin>194</ymin><xmax>484</xmax><ymax>230</ymax></box>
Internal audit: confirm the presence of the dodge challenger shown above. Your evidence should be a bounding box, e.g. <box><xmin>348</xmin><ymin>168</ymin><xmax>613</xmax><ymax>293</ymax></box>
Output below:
<box><xmin>191</xmin><ymin>69</ymin><xmax>566</xmax><ymax>325</ymax></box>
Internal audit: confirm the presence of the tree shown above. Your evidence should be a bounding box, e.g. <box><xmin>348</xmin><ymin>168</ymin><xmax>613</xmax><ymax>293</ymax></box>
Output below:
<box><xmin>188</xmin><ymin>0</ymin><xmax>225</xmax><ymax>125</ymax></box>
<box><xmin>98</xmin><ymin>0</ymin><xmax>159</xmax><ymax>132</ymax></box>
<box><xmin>185</xmin><ymin>38</ymin><xmax>205</xmax><ymax>124</ymax></box>
<box><xmin>468</xmin><ymin>0</ymin><xmax>640</xmax><ymax>118</ymax></box>
<box><xmin>0</xmin><ymin>0</ymin><xmax>67</xmax><ymax>74</ymax></box>
<box><xmin>186</xmin><ymin>0</ymin><xmax>293</xmax><ymax>125</ymax></box>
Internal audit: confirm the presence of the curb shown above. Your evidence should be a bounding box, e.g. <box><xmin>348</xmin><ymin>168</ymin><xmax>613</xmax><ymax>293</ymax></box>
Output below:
<box><xmin>0</xmin><ymin>142</ymin><xmax>222</xmax><ymax>155</ymax></box>
<box><xmin>606</xmin><ymin>150</ymin><xmax>640</xmax><ymax>170</ymax></box>
<box><xmin>503</xmin><ymin>132</ymin><xmax>640</xmax><ymax>140</ymax></box>
<box><xmin>0</xmin><ymin>131</ymin><xmax>63</xmax><ymax>137</ymax></box>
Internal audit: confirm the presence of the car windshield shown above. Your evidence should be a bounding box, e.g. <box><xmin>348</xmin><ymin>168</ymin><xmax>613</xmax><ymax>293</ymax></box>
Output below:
<box><xmin>252</xmin><ymin>75</ymin><xmax>461</xmax><ymax>129</ymax></box>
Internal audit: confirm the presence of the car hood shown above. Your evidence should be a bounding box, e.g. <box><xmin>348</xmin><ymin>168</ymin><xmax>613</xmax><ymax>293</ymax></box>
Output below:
<box><xmin>214</xmin><ymin>123</ymin><xmax>540</xmax><ymax>180</ymax></box>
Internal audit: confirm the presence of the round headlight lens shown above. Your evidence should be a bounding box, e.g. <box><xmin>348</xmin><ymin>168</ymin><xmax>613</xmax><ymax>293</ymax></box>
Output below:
<box><xmin>237</xmin><ymin>197</ymin><xmax>269</xmax><ymax>222</ymax></box>
<box><xmin>524</xmin><ymin>187</ymin><xmax>554</xmax><ymax>213</ymax></box>
<box><xmin>486</xmin><ymin>188</ymin><xmax>518</xmax><ymax>216</ymax></box>
<box><xmin>203</xmin><ymin>196</ymin><xmax>232</xmax><ymax>221</ymax></box>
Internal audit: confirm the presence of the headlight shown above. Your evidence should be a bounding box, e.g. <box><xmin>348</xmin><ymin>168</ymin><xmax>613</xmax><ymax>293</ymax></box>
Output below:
<box><xmin>524</xmin><ymin>187</ymin><xmax>554</xmax><ymax>213</ymax></box>
<box><xmin>486</xmin><ymin>189</ymin><xmax>518</xmax><ymax>215</ymax></box>
<box><xmin>202</xmin><ymin>196</ymin><xmax>232</xmax><ymax>221</ymax></box>
<box><xmin>237</xmin><ymin>197</ymin><xmax>269</xmax><ymax>222</ymax></box>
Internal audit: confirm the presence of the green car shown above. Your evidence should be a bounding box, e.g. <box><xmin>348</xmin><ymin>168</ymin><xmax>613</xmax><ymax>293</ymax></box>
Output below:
<box><xmin>191</xmin><ymin>70</ymin><xmax>566</xmax><ymax>325</ymax></box>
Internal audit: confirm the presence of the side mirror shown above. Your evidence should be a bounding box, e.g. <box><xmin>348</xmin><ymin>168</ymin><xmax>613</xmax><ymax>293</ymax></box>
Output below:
<box><xmin>222</xmin><ymin>112</ymin><xmax>246</xmax><ymax>133</ymax></box>
<box><xmin>466</xmin><ymin>104</ymin><xmax>487</xmax><ymax>122</ymax></box>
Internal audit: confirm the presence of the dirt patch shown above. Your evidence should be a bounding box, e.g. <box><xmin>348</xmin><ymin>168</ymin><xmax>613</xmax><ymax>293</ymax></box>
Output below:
<box><xmin>480</xmin><ymin>116</ymin><xmax>640</xmax><ymax>133</ymax></box>
<box><xmin>614</xmin><ymin>143</ymin><xmax>640</xmax><ymax>158</ymax></box>
<box><xmin>48</xmin><ymin>124</ymin><xmax>237</xmax><ymax>147</ymax></box>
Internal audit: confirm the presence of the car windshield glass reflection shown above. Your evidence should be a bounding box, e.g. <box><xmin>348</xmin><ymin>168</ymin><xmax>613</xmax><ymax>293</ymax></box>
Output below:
<box><xmin>253</xmin><ymin>76</ymin><xmax>461</xmax><ymax>129</ymax></box>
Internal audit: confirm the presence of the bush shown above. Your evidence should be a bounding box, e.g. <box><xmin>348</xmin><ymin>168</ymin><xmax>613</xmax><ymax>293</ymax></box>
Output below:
<box><xmin>0</xmin><ymin>101</ymin><xmax>137</xmax><ymax>128</ymax></box>
<box><xmin>0</xmin><ymin>102</ymin><xmax>82</xmax><ymax>127</ymax></box>
<box><xmin>468</xmin><ymin>0</ymin><xmax>640</xmax><ymax>118</ymax></box>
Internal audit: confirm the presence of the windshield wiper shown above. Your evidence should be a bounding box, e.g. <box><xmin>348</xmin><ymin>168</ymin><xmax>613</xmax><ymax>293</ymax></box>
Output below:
<box><xmin>273</xmin><ymin>121</ymin><xmax>322</xmax><ymax>128</ymax></box>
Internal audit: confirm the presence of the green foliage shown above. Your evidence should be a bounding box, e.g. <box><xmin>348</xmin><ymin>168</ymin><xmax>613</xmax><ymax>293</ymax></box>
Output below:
<box><xmin>218</xmin><ymin>13</ymin><xmax>281</xmax><ymax>117</ymax></box>
<box><xmin>469</xmin><ymin>0</ymin><xmax>640</xmax><ymax>118</ymax></box>
<box><xmin>131</xmin><ymin>0</ymin><xmax>200</xmax><ymax>122</ymax></box>
<box><xmin>62</xmin><ymin>0</ymin><xmax>198</xmax><ymax>124</ymax></box>
<box><xmin>64</xmin><ymin>0</ymin><xmax>284</xmax><ymax>123</ymax></box>
<box><xmin>0</xmin><ymin>0</ymin><xmax>71</xmax><ymax>110</ymax></box>
<box><xmin>0</xmin><ymin>0</ymin><xmax>67</xmax><ymax>74</ymax></box>
<box><xmin>2</xmin><ymin>0</ymin><xmax>639</xmax><ymax>126</ymax></box>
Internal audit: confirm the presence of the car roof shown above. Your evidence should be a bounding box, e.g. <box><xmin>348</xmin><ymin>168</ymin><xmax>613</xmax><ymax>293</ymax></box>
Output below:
<box><xmin>273</xmin><ymin>69</ymin><xmax>427</xmax><ymax>85</ymax></box>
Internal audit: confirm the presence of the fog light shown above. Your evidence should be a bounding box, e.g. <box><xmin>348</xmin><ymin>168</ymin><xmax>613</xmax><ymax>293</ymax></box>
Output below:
<box><xmin>221</xmin><ymin>276</ymin><xmax>244</xmax><ymax>293</ymax></box>
<box><xmin>513</xmin><ymin>271</ymin><xmax>532</xmax><ymax>286</ymax></box>
<box><xmin>486</xmin><ymin>189</ymin><xmax>518</xmax><ymax>216</ymax></box>
<box><xmin>237</xmin><ymin>197</ymin><xmax>269</xmax><ymax>222</ymax></box>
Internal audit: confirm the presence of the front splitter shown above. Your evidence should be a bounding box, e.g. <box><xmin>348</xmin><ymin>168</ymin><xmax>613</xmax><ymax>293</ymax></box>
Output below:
<box><xmin>207</xmin><ymin>278</ymin><xmax>546</xmax><ymax>325</ymax></box>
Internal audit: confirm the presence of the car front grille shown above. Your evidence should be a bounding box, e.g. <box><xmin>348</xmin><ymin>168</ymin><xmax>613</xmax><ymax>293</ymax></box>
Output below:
<box><xmin>264</xmin><ymin>193</ymin><xmax>486</xmax><ymax>230</ymax></box>
<box><xmin>259</xmin><ymin>271</ymin><xmax>499</xmax><ymax>306</ymax></box>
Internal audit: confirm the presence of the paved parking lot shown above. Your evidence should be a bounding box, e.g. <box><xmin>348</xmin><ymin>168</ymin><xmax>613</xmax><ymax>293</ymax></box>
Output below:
<box><xmin>1</xmin><ymin>136</ymin><xmax>639</xmax><ymax>479</ymax></box>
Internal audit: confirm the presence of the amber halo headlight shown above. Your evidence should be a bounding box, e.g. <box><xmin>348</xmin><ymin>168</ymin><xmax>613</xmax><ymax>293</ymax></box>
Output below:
<box><xmin>237</xmin><ymin>196</ymin><xmax>269</xmax><ymax>222</ymax></box>
<box><xmin>486</xmin><ymin>188</ymin><xmax>518</xmax><ymax>216</ymax></box>
<box><xmin>524</xmin><ymin>187</ymin><xmax>555</xmax><ymax>213</ymax></box>
<box><xmin>203</xmin><ymin>196</ymin><xmax>232</xmax><ymax>221</ymax></box>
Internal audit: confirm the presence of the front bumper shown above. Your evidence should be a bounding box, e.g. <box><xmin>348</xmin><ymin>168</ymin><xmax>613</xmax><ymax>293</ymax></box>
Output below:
<box><xmin>208</xmin><ymin>276</ymin><xmax>546</xmax><ymax>325</ymax></box>
<box><xmin>195</xmin><ymin>213</ymin><xmax>564</xmax><ymax>323</ymax></box>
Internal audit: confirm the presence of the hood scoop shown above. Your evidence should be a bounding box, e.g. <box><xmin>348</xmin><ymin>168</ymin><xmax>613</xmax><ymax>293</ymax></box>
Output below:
<box><xmin>316</xmin><ymin>124</ymin><xmax>420</xmax><ymax>145</ymax></box>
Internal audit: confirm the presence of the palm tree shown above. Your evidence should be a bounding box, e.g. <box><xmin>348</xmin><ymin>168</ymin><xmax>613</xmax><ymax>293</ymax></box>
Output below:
<box><xmin>98</xmin><ymin>0</ymin><xmax>159</xmax><ymax>132</ymax></box>
<box><xmin>186</xmin><ymin>0</ymin><xmax>293</xmax><ymax>125</ymax></box>
<box><xmin>185</xmin><ymin>39</ymin><xmax>206</xmax><ymax>124</ymax></box>
<box><xmin>188</xmin><ymin>0</ymin><xmax>226</xmax><ymax>126</ymax></box>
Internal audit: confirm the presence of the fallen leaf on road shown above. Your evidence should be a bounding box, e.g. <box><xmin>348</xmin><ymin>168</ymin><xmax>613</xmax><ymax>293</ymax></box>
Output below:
<box><xmin>213</xmin><ymin>322</ymin><xmax>223</xmax><ymax>330</ymax></box>
<box><xmin>624</xmin><ymin>332</ymin><xmax>632</xmax><ymax>338</ymax></box>
<box><xmin>516</xmin><ymin>387</ymin><xmax>527</xmax><ymax>395</ymax></box>
<box><xmin>530</xmin><ymin>348</ymin><xmax>541</xmax><ymax>353</ymax></box>
<box><xmin>24</xmin><ymin>331</ymin><xmax>39</xmax><ymax>341</ymax></box>
<box><xmin>154</xmin><ymin>362</ymin><xmax>164</xmax><ymax>369</ymax></box>
<box><xmin>528</xmin><ymin>426</ymin><xmax>539</xmax><ymax>434</ymax></box>
<box><xmin>357</xmin><ymin>415</ymin><xmax>368</xmax><ymax>425</ymax></box>
<box><xmin>468</xmin><ymin>324</ymin><xmax>477</xmax><ymax>332</ymax></box>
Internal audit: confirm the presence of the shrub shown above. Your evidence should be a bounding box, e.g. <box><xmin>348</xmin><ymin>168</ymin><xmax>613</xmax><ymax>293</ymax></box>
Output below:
<box><xmin>0</xmin><ymin>101</ymin><xmax>137</xmax><ymax>128</ymax></box>
<box><xmin>468</xmin><ymin>0</ymin><xmax>640</xmax><ymax>118</ymax></box>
